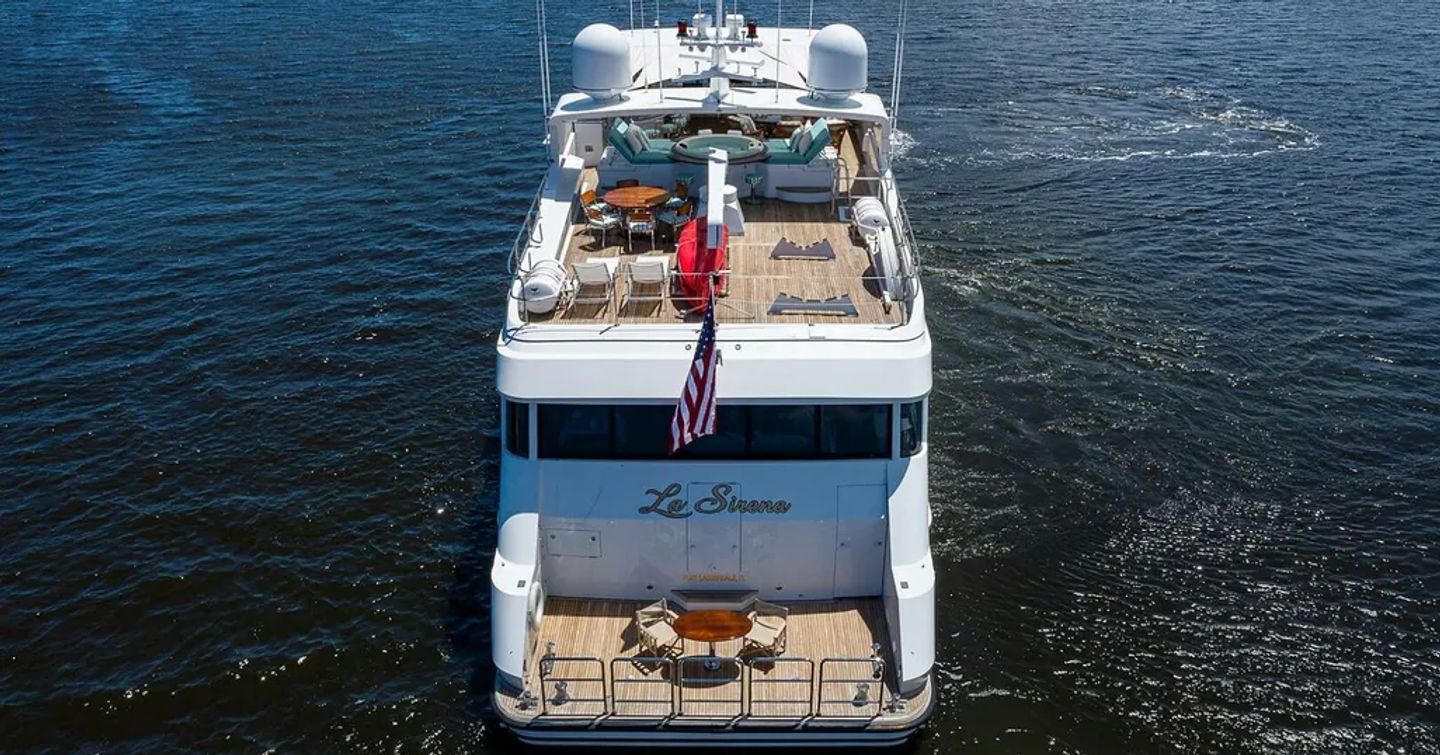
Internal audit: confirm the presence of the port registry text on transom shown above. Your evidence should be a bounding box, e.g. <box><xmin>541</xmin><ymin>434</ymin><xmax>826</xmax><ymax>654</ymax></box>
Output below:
<box><xmin>639</xmin><ymin>482</ymin><xmax>792</xmax><ymax>518</ymax></box>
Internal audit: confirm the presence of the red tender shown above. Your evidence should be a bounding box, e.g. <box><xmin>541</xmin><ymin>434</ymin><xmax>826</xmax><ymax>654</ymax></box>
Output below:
<box><xmin>675</xmin><ymin>217</ymin><xmax>728</xmax><ymax>311</ymax></box>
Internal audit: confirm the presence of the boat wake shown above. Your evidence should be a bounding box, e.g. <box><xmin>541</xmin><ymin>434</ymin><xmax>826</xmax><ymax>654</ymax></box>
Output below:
<box><xmin>904</xmin><ymin>85</ymin><xmax>1319</xmax><ymax>166</ymax></box>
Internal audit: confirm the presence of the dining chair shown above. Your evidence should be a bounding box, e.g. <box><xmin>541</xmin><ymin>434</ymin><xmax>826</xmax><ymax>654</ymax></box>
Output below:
<box><xmin>657</xmin><ymin>203</ymin><xmax>692</xmax><ymax>243</ymax></box>
<box><xmin>580</xmin><ymin>188</ymin><xmax>611</xmax><ymax>214</ymax></box>
<box><xmin>584</xmin><ymin>205</ymin><xmax>621</xmax><ymax>248</ymax></box>
<box><xmin>741</xmin><ymin>599</ymin><xmax>789</xmax><ymax>657</ymax></box>
<box><xmin>634</xmin><ymin>599</ymin><xmax>682</xmax><ymax>659</ymax></box>
<box><xmin>676</xmin><ymin>172</ymin><xmax>696</xmax><ymax>199</ymax></box>
<box><xmin>616</xmin><ymin>178</ymin><xmax>640</xmax><ymax>188</ymax></box>
<box><xmin>625</xmin><ymin>209</ymin><xmax>657</xmax><ymax>253</ymax></box>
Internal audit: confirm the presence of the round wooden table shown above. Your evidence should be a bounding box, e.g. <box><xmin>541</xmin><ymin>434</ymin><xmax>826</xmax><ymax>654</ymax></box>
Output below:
<box><xmin>602</xmin><ymin>185</ymin><xmax>671</xmax><ymax>211</ymax></box>
<box><xmin>674</xmin><ymin>610</ymin><xmax>752</xmax><ymax>670</ymax></box>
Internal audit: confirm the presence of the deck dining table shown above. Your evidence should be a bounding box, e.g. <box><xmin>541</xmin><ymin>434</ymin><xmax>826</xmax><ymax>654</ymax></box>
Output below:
<box><xmin>602</xmin><ymin>185</ymin><xmax>671</xmax><ymax>211</ymax></box>
<box><xmin>673</xmin><ymin>610</ymin><xmax>752</xmax><ymax>671</ymax></box>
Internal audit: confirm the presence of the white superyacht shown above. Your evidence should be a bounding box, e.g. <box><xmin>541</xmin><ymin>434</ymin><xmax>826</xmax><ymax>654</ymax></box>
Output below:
<box><xmin>490</xmin><ymin>2</ymin><xmax>935</xmax><ymax>746</ymax></box>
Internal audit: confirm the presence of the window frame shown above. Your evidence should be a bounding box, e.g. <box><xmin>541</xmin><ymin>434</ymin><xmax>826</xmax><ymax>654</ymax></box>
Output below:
<box><xmin>899</xmin><ymin>398</ymin><xmax>926</xmax><ymax>457</ymax></box>
<box><xmin>504</xmin><ymin>399</ymin><xmax>531</xmax><ymax>458</ymax></box>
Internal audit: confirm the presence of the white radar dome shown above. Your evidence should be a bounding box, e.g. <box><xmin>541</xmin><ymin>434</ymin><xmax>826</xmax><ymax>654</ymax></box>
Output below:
<box><xmin>807</xmin><ymin>24</ymin><xmax>868</xmax><ymax>100</ymax></box>
<box><xmin>572</xmin><ymin>24</ymin><xmax>631</xmax><ymax>100</ymax></box>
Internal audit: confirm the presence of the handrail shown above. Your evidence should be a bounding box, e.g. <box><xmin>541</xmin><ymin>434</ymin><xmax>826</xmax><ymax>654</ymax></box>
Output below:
<box><xmin>610</xmin><ymin>657</ymin><xmax>676</xmax><ymax>718</ymax></box>
<box><xmin>745</xmin><ymin>657</ymin><xmax>815</xmax><ymax>719</ymax></box>
<box><xmin>831</xmin><ymin>158</ymin><xmax>853</xmax><ymax>215</ymax></box>
<box><xmin>507</xmin><ymin>179</ymin><xmax>548</xmax><ymax>276</ymax></box>
<box><xmin>900</xmin><ymin>200</ymin><xmax>922</xmax><ymax>300</ymax></box>
<box><xmin>508</xmin><ymin>268</ymin><xmax>920</xmax><ymax>326</ymax></box>
<box><xmin>522</xmin><ymin>649</ymin><xmax>903</xmax><ymax>727</ymax></box>
<box><xmin>537</xmin><ymin>653</ymin><xmax>607</xmax><ymax>718</ymax></box>
<box><xmin>676</xmin><ymin>655</ymin><xmax>745</xmax><ymax>719</ymax></box>
<box><xmin>817</xmin><ymin>657</ymin><xmax>886</xmax><ymax>719</ymax></box>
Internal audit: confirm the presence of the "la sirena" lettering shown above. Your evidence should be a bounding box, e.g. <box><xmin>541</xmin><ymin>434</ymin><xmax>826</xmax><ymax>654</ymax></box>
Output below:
<box><xmin>638</xmin><ymin>482</ymin><xmax>792</xmax><ymax>519</ymax></box>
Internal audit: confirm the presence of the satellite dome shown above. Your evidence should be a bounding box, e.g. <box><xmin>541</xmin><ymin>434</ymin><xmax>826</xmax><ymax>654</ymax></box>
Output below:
<box><xmin>572</xmin><ymin>24</ymin><xmax>631</xmax><ymax>100</ymax></box>
<box><xmin>807</xmin><ymin>24</ymin><xmax>868</xmax><ymax>100</ymax></box>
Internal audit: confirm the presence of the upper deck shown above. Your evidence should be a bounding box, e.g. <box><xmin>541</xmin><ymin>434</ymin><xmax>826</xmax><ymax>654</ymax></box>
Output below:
<box><xmin>500</xmin><ymin>17</ymin><xmax>924</xmax><ymax>363</ymax></box>
<box><xmin>526</xmin><ymin>127</ymin><xmax>903</xmax><ymax>327</ymax></box>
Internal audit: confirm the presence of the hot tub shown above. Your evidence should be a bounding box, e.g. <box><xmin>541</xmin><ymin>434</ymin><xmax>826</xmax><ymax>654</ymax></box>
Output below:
<box><xmin>670</xmin><ymin>134</ymin><xmax>769</xmax><ymax>164</ymax></box>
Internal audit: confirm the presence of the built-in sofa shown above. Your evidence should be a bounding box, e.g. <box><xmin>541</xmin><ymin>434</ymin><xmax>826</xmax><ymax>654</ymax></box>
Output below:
<box><xmin>607</xmin><ymin>118</ymin><xmax>833</xmax><ymax>166</ymax></box>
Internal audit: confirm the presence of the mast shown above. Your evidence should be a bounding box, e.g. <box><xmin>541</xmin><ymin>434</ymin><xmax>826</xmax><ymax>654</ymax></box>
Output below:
<box><xmin>708</xmin><ymin>0</ymin><xmax>729</xmax><ymax>101</ymax></box>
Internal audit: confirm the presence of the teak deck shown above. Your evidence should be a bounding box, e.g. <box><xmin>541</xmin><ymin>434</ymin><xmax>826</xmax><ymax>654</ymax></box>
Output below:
<box><xmin>493</xmin><ymin>597</ymin><xmax>930</xmax><ymax>730</ymax></box>
<box><xmin>526</xmin><ymin>133</ymin><xmax>903</xmax><ymax>327</ymax></box>
<box><xmin>532</xmin><ymin>201</ymin><xmax>903</xmax><ymax>326</ymax></box>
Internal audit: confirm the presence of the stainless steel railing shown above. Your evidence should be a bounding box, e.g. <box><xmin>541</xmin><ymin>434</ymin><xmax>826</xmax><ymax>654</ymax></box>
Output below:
<box><xmin>609</xmin><ymin>657</ymin><xmax>676</xmax><ymax>719</ymax></box>
<box><xmin>536</xmin><ymin>654</ymin><xmax>607</xmax><ymax>718</ymax></box>
<box><xmin>534</xmin><ymin>648</ymin><xmax>890</xmax><ymax>725</ymax></box>
<box><xmin>746</xmin><ymin>657</ymin><xmax>815</xmax><ymax>719</ymax></box>
<box><xmin>676</xmin><ymin>656</ymin><xmax>745</xmax><ymax>719</ymax></box>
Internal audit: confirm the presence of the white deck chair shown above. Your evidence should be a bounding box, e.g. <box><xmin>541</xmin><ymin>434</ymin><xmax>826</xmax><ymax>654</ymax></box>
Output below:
<box><xmin>622</xmin><ymin>256</ymin><xmax>671</xmax><ymax>310</ymax></box>
<box><xmin>567</xmin><ymin>258</ymin><xmax>618</xmax><ymax>310</ymax></box>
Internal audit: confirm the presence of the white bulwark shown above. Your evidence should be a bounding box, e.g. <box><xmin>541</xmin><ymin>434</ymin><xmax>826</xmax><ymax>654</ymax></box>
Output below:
<box><xmin>492</xmin><ymin>2</ymin><xmax>935</xmax><ymax>746</ymax></box>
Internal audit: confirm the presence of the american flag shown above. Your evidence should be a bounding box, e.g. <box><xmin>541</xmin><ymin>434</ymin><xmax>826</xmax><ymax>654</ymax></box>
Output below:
<box><xmin>669</xmin><ymin>291</ymin><xmax>719</xmax><ymax>454</ymax></box>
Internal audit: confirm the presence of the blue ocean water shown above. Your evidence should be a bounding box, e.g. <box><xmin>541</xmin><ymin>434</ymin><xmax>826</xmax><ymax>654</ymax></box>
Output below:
<box><xmin>2</xmin><ymin>0</ymin><xmax>1438</xmax><ymax>752</ymax></box>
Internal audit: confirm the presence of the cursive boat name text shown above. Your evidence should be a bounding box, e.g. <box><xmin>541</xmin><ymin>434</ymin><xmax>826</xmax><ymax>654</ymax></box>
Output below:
<box><xmin>639</xmin><ymin>483</ymin><xmax>792</xmax><ymax>519</ymax></box>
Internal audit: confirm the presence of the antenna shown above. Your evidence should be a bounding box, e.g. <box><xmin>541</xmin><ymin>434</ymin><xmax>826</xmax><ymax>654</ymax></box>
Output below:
<box><xmin>535</xmin><ymin>0</ymin><xmax>552</xmax><ymax>131</ymax></box>
<box><xmin>890</xmin><ymin>0</ymin><xmax>909</xmax><ymax>128</ymax></box>
<box><xmin>775</xmin><ymin>0</ymin><xmax>782</xmax><ymax>102</ymax></box>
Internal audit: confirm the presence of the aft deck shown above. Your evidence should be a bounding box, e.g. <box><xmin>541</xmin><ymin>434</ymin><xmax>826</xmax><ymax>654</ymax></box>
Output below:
<box><xmin>493</xmin><ymin>597</ymin><xmax>931</xmax><ymax>733</ymax></box>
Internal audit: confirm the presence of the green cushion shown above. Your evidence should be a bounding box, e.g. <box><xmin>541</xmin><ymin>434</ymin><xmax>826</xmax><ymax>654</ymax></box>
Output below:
<box><xmin>608</xmin><ymin>120</ymin><xmax>674</xmax><ymax>164</ymax></box>
<box><xmin>764</xmin><ymin>120</ymin><xmax>832</xmax><ymax>164</ymax></box>
<box><xmin>629</xmin><ymin>150</ymin><xmax>673</xmax><ymax>164</ymax></box>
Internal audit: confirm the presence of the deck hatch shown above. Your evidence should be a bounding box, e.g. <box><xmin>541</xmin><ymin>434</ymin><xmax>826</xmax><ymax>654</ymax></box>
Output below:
<box><xmin>545</xmin><ymin>528</ymin><xmax>602</xmax><ymax>558</ymax></box>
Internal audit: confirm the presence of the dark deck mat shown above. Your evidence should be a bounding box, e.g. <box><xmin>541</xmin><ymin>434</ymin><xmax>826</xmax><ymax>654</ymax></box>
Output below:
<box><xmin>768</xmin><ymin>293</ymin><xmax>859</xmax><ymax>317</ymax></box>
<box><xmin>770</xmin><ymin>238</ymin><xmax>836</xmax><ymax>260</ymax></box>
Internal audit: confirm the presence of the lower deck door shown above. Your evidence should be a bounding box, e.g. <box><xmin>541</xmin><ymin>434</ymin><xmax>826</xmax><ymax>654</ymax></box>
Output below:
<box><xmin>834</xmin><ymin>484</ymin><xmax>887</xmax><ymax>595</ymax></box>
<box><xmin>687</xmin><ymin>483</ymin><xmax>741</xmax><ymax>576</ymax></box>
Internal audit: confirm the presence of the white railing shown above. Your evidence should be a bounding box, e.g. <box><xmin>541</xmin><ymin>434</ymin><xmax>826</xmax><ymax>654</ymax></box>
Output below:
<box><xmin>509</xmin><ymin>268</ymin><xmax>918</xmax><ymax>326</ymax></box>
<box><xmin>507</xmin><ymin>179</ymin><xmax>548</xmax><ymax>276</ymax></box>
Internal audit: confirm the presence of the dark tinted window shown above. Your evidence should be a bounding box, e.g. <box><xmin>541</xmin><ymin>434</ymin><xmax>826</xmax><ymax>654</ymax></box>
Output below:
<box><xmin>505</xmin><ymin>400</ymin><xmax>530</xmax><ymax>457</ymax></box>
<box><xmin>538</xmin><ymin>404</ymin><xmax>610</xmax><ymax>458</ymax></box>
<box><xmin>749</xmin><ymin>405</ymin><xmax>818</xmax><ymax>457</ymax></box>
<box><xmin>535</xmin><ymin>403</ymin><xmax>896</xmax><ymax>460</ymax></box>
<box><xmin>613</xmin><ymin>404</ymin><xmax>674</xmax><ymax>459</ymax></box>
<box><xmin>674</xmin><ymin>404</ymin><xmax>748</xmax><ymax>458</ymax></box>
<box><xmin>900</xmin><ymin>400</ymin><xmax>925</xmax><ymax>456</ymax></box>
<box><xmin>821</xmin><ymin>405</ymin><xmax>891</xmax><ymax>458</ymax></box>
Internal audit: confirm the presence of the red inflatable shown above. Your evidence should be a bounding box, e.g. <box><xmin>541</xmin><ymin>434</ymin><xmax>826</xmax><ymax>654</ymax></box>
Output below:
<box><xmin>675</xmin><ymin>217</ymin><xmax>728</xmax><ymax>311</ymax></box>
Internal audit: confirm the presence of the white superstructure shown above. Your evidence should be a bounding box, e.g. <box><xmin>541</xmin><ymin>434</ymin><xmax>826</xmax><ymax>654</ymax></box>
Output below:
<box><xmin>490</xmin><ymin>3</ymin><xmax>934</xmax><ymax>746</ymax></box>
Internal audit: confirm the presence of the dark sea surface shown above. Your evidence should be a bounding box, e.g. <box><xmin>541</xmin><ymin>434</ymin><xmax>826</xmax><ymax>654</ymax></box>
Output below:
<box><xmin>3</xmin><ymin>0</ymin><xmax>1438</xmax><ymax>752</ymax></box>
